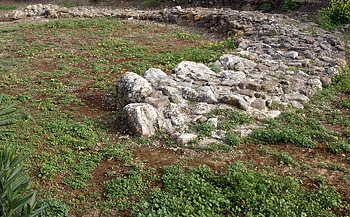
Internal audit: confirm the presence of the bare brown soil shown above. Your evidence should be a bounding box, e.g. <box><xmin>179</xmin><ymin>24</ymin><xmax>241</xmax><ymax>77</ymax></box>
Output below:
<box><xmin>1</xmin><ymin>1</ymin><xmax>349</xmax><ymax>216</ymax></box>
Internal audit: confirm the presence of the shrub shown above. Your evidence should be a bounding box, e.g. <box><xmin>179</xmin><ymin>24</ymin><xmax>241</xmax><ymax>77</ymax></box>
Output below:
<box><xmin>0</xmin><ymin>146</ymin><xmax>44</xmax><ymax>217</ymax></box>
<box><xmin>281</xmin><ymin>0</ymin><xmax>299</xmax><ymax>12</ymax></box>
<box><xmin>261</xmin><ymin>0</ymin><xmax>272</xmax><ymax>12</ymax></box>
<box><xmin>0</xmin><ymin>95</ymin><xmax>16</xmax><ymax>129</ymax></box>
<box><xmin>319</xmin><ymin>0</ymin><xmax>350</xmax><ymax>28</ymax></box>
<box><xmin>0</xmin><ymin>95</ymin><xmax>44</xmax><ymax>216</ymax></box>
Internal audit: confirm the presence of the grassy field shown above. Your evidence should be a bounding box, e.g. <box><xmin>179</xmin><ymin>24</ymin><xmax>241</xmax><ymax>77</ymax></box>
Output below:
<box><xmin>1</xmin><ymin>9</ymin><xmax>350</xmax><ymax>217</ymax></box>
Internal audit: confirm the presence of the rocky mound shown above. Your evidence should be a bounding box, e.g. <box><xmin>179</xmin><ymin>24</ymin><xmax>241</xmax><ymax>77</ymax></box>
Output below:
<box><xmin>1</xmin><ymin>4</ymin><xmax>347</xmax><ymax>144</ymax></box>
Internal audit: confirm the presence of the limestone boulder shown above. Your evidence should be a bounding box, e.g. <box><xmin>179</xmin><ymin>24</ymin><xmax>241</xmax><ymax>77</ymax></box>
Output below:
<box><xmin>177</xmin><ymin>133</ymin><xmax>198</xmax><ymax>144</ymax></box>
<box><xmin>123</xmin><ymin>103</ymin><xmax>164</xmax><ymax>137</ymax></box>
<box><xmin>173</xmin><ymin>61</ymin><xmax>217</xmax><ymax>82</ymax></box>
<box><xmin>214</xmin><ymin>55</ymin><xmax>257</xmax><ymax>72</ymax></box>
<box><xmin>116</xmin><ymin>72</ymin><xmax>154</xmax><ymax>108</ymax></box>
<box><xmin>8</xmin><ymin>10</ymin><xmax>26</xmax><ymax>19</ymax></box>
<box><xmin>218</xmin><ymin>95</ymin><xmax>249</xmax><ymax>110</ymax></box>
<box><xmin>144</xmin><ymin>68</ymin><xmax>172</xmax><ymax>87</ymax></box>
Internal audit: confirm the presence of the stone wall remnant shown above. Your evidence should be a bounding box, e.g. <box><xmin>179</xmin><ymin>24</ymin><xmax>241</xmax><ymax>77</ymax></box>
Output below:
<box><xmin>3</xmin><ymin>4</ymin><xmax>347</xmax><ymax>142</ymax></box>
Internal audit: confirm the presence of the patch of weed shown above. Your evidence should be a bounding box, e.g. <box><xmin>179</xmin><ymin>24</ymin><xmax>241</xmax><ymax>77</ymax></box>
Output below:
<box><xmin>135</xmin><ymin>163</ymin><xmax>343</xmax><ymax>216</ymax></box>
<box><xmin>246</xmin><ymin>128</ymin><xmax>316</xmax><ymax>148</ymax></box>
<box><xmin>318</xmin><ymin>0</ymin><xmax>350</xmax><ymax>28</ymax></box>
<box><xmin>40</xmin><ymin>198</ymin><xmax>70</xmax><ymax>217</ymax></box>
<box><xmin>226</xmin><ymin>133</ymin><xmax>241</xmax><ymax>146</ymax></box>
<box><xmin>0</xmin><ymin>4</ymin><xmax>16</xmax><ymax>10</ymax></box>
<box><xmin>328</xmin><ymin>140</ymin><xmax>350</xmax><ymax>153</ymax></box>
<box><xmin>103</xmin><ymin>143</ymin><xmax>132</xmax><ymax>162</ymax></box>
<box><xmin>209</xmin><ymin>109</ymin><xmax>252</xmax><ymax>130</ymax></box>
<box><xmin>338</xmin><ymin>98</ymin><xmax>350</xmax><ymax>108</ymax></box>
<box><xmin>202</xmin><ymin>142</ymin><xmax>232</xmax><ymax>152</ymax></box>
<box><xmin>63</xmin><ymin>154</ymin><xmax>102</xmax><ymax>189</ymax></box>
<box><xmin>134</xmin><ymin>164</ymin><xmax>230</xmax><ymax>216</ymax></box>
<box><xmin>102</xmin><ymin>164</ymin><xmax>156</xmax><ymax>213</ymax></box>
<box><xmin>58</xmin><ymin>1</ymin><xmax>83</xmax><ymax>8</ymax></box>
<box><xmin>331</xmin><ymin>67</ymin><xmax>350</xmax><ymax>92</ymax></box>
<box><xmin>261</xmin><ymin>0</ymin><xmax>272</xmax><ymax>12</ymax></box>
<box><xmin>175</xmin><ymin>32</ymin><xmax>201</xmax><ymax>40</ymax></box>
<box><xmin>318</xmin><ymin>162</ymin><xmax>348</xmax><ymax>172</ymax></box>
<box><xmin>278</xmin><ymin>152</ymin><xmax>295</xmax><ymax>165</ymax></box>
<box><xmin>193</xmin><ymin>122</ymin><xmax>215</xmax><ymax>138</ymax></box>
<box><xmin>281</xmin><ymin>0</ymin><xmax>299</xmax><ymax>12</ymax></box>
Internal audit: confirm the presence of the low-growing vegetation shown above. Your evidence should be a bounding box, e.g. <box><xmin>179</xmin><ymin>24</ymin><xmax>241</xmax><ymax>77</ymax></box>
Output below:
<box><xmin>0</xmin><ymin>1</ymin><xmax>350</xmax><ymax>216</ymax></box>
<box><xmin>318</xmin><ymin>0</ymin><xmax>350</xmax><ymax>29</ymax></box>
<box><xmin>0</xmin><ymin>4</ymin><xmax>16</xmax><ymax>11</ymax></box>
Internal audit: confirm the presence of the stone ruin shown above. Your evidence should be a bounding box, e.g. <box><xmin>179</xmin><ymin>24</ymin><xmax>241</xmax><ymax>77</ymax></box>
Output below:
<box><xmin>1</xmin><ymin>4</ymin><xmax>347</xmax><ymax>143</ymax></box>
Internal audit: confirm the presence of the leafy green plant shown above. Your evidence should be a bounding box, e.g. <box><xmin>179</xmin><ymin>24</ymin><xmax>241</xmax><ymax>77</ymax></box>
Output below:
<box><xmin>175</xmin><ymin>32</ymin><xmax>201</xmax><ymax>40</ymax></box>
<box><xmin>318</xmin><ymin>0</ymin><xmax>350</xmax><ymax>28</ymax></box>
<box><xmin>58</xmin><ymin>1</ymin><xmax>83</xmax><ymax>8</ymax></box>
<box><xmin>103</xmin><ymin>164</ymin><xmax>156</xmax><ymax>213</ymax></box>
<box><xmin>339</xmin><ymin>98</ymin><xmax>350</xmax><ymax>108</ymax></box>
<box><xmin>226</xmin><ymin>133</ymin><xmax>240</xmax><ymax>146</ymax></box>
<box><xmin>39</xmin><ymin>198</ymin><xmax>69</xmax><ymax>217</ymax></box>
<box><xmin>0</xmin><ymin>97</ymin><xmax>44</xmax><ymax>216</ymax></box>
<box><xmin>0</xmin><ymin>4</ymin><xmax>17</xmax><ymax>10</ymax></box>
<box><xmin>314</xmin><ymin>176</ymin><xmax>327</xmax><ymax>185</ymax></box>
<box><xmin>134</xmin><ymin>165</ymin><xmax>231</xmax><ymax>216</ymax></box>
<box><xmin>331</xmin><ymin>67</ymin><xmax>350</xmax><ymax>92</ymax></box>
<box><xmin>135</xmin><ymin>163</ymin><xmax>342</xmax><ymax>216</ymax></box>
<box><xmin>0</xmin><ymin>95</ymin><xmax>16</xmax><ymax>129</ymax></box>
<box><xmin>246</xmin><ymin>128</ymin><xmax>316</xmax><ymax>148</ymax></box>
<box><xmin>261</xmin><ymin>0</ymin><xmax>272</xmax><ymax>12</ymax></box>
<box><xmin>279</xmin><ymin>152</ymin><xmax>295</xmax><ymax>165</ymax></box>
<box><xmin>328</xmin><ymin>140</ymin><xmax>350</xmax><ymax>153</ymax></box>
<box><xmin>202</xmin><ymin>142</ymin><xmax>232</xmax><ymax>152</ymax></box>
<box><xmin>0</xmin><ymin>146</ymin><xmax>44</xmax><ymax>217</ymax></box>
<box><xmin>209</xmin><ymin>109</ymin><xmax>252</xmax><ymax>130</ymax></box>
<box><xmin>194</xmin><ymin>123</ymin><xmax>215</xmax><ymax>137</ymax></box>
<box><xmin>281</xmin><ymin>0</ymin><xmax>299</xmax><ymax>12</ymax></box>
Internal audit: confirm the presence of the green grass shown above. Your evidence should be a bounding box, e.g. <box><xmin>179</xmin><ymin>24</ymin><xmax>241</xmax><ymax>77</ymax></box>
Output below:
<box><xmin>58</xmin><ymin>1</ymin><xmax>84</xmax><ymax>8</ymax></box>
<box><xmin>0</xmin><ymin>4</ymin><xmax>17</xmax><ymax>10</ymax></box>
<box><xmin>246</xmin><ymin>72</ymin><xmax>350</xmax><ymax>151</ymax></box>
<box><xmin>209</xmin><ymin>108</ymin><xmax>253</xmax><ymax>130</ymax></box>
<box><xmin>0</xmin><ymin>14</ymin><xmax>350</xmax><ymax>216</ymax></box>
<box><xmin>134</xmin><ymin>163</ymin><xmax>342</xmax><ymax>216</ymax></box>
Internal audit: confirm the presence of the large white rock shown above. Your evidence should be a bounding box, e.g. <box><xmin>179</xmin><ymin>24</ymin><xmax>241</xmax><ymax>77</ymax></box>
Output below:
<box><xmin>177</xmin><ymin>133</ymin><xmax>198</xmax><ymax>144</ymax></box>
<box><xmin>214</xmin><ymin>55</ymin><xmax>257</xmax><ymax>72</ymax></box>
<box><xmin>173</xmin><ymin>61</ymin><xmax>217</xmax><ymax>82</ymax></box>
<box><xmin>144</xmin><ymin>68</ymin><xmax>171</xmax><ymax>87</ymax></box>
<box><xmin>116</xmin><ymin>72</ymin><xmax>154</xmax><ymax>108</ymax></box>
<box><xmin>123</xmin><ymin>103</ymin><xmax>164</xmax><ymax>137</ymax></box>
<box><xmin>8</xmin><ymin>10</ymin><xmax>27</xmax><ymax>19</ymax></box>
<box><xmin>286</xmin><ymin>93</ymin><xmax>310</xmax><ymax>103</ymax></box>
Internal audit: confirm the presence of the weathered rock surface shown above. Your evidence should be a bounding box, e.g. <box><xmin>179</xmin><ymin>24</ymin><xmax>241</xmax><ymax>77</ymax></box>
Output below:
<box><xmin>123</xmin><ymin>103</ymin><xmax>164</xmax><ymax>137</ymax></box>
<box><xmin>4</xmin><ymin>4</ymin><xmax>346</xmax><ymax>142</ymax></box>
<box><xmin>116</xmin><ymin>72</ymin><xmax>153</xmax><ymax>109</ymax></box>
